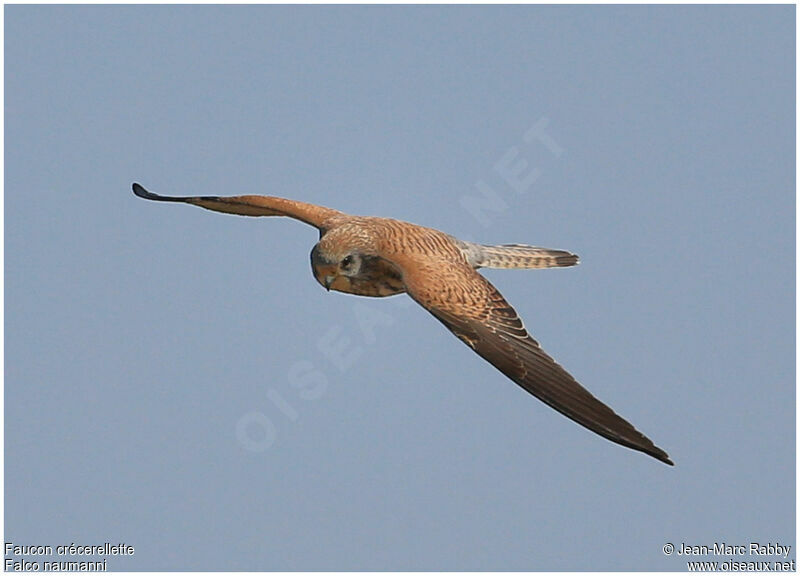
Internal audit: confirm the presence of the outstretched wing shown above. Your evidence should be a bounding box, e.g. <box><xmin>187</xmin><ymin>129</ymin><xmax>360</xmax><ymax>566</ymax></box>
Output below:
<box><xmin>132</xmin><ymin>183</ymin><xmax>343</xmax><ymax>231</ymax></box>
<box><xmin>403</xmin><ymin>259</ymin><xmax>673</xmax><ymax>465</ymax></box>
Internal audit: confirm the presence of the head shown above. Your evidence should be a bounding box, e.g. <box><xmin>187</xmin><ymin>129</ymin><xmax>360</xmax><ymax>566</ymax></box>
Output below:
<box><xmin>309</xmin><ymin>225</ymin><xmax>406</xmax><ymax>297</ymax></box>
<box><xmin>310</xmin><ymin>242</ymin><xmax>365</xmax><ymax>293</ymax></box>
<box><xmin>309</xmin><ymin>223</ymin><xmax>378</xmax><ymax>294</ymax></box>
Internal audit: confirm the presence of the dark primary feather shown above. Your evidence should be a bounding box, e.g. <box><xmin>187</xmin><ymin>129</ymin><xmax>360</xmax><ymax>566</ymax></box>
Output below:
<box><xmin>132</xmin><ymin>183</ymin><xmax>342</xmax><ymax>229</ymax></box>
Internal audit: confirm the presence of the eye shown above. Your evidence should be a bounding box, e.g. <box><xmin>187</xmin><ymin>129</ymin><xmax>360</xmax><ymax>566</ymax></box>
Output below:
<box><xmin>340</xmin><ymin>255</ymin><xmax>355</xmax><ymax>269</ymax></box>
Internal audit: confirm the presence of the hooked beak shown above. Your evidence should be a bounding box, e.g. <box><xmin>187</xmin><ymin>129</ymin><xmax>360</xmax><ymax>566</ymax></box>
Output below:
<box><xmin>312</xmin><ymin>257</ymin><xmax>338</xmax><ymax>292</ymax></box>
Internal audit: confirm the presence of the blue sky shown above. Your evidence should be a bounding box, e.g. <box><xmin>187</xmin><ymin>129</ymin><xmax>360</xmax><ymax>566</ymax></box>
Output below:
<box><xmin>5</xmin><ymin>5</ymin><xmax>795</xmax><ymax>571</ymax></box>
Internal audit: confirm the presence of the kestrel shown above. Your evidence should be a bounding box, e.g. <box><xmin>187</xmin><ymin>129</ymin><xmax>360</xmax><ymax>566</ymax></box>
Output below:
<box><xmin>133</xmin><ymin>183</ymin><xmax>673</xmax><ymax>465</ymax></box>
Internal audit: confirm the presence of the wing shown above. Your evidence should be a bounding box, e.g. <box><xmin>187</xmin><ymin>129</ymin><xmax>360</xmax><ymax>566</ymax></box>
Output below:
<box><xmin>403</xmin><ymin>260</ymin><xmax>673</xmax><ymax>465</ymax></box>
<box><xmin>132</xmin><ymin>183</ymin><xmax>343</xmax><ymax>231</ymax></box>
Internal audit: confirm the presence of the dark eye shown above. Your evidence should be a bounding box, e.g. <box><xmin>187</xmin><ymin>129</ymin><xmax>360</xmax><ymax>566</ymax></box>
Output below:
<box><xmin>340</xmin><ymin>255</ymin><xmax>354</xmax><ymax>269</ymax></box>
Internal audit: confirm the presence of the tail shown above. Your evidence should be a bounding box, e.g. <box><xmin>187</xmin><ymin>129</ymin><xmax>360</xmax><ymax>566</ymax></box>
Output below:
<box><xmin>468</xmin><ymin>243</ymin><xmax>579</xmax><ymax>269</ymax></box>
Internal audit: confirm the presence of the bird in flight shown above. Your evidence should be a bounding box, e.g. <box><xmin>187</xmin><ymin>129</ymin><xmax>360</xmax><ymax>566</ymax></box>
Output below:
<box><xmin>133</xmin><ymin>183</ymin><xmax>672</xmax><ymax>465</ymax></box>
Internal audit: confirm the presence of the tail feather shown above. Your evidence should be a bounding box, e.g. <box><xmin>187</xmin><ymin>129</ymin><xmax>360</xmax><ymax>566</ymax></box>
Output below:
<box><xmin>470</xmin><ymin>243</ymin><xmax>579</xmax><ymax>269</ymax></box>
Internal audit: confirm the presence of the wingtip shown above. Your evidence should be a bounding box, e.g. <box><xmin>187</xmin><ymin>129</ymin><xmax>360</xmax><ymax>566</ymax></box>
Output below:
<box><xmin>658</xmin><ymin>454</ymin><xmax>675</xmax><ymax>466</ymax></box>
<box><xmin>649</xmin><ymin>447</ymin><xmax>674</xmax><ymax>466</ymax></box>
<box><xmin>132</xmin><ymin>183</ymin><xmax>175</xmax><ymax>202</ymax></box>
<box><xmin>132</xmin><ymin>182</ymin><xmax>155</xmax><ymax>199</ymax></box>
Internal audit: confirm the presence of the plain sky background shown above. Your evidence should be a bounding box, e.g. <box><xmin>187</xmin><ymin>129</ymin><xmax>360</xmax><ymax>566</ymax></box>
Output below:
<box><xmin>5</xmin><ymin>5</ymin><xmax>795</xmax><ymax>571</ymax></box>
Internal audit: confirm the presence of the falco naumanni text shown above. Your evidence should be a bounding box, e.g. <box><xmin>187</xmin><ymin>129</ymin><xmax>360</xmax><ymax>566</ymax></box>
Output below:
<box><xmin>133</xmin><ymin>183</ymin><xmax>672</xmax><ymax>465</ymax></box>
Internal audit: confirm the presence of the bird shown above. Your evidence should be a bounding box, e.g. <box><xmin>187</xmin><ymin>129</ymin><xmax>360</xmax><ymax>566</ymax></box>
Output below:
<box><xmin>132</xmin><ymin>182</ymin><xmax>673</xmax><ymax>465</ymax></box>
